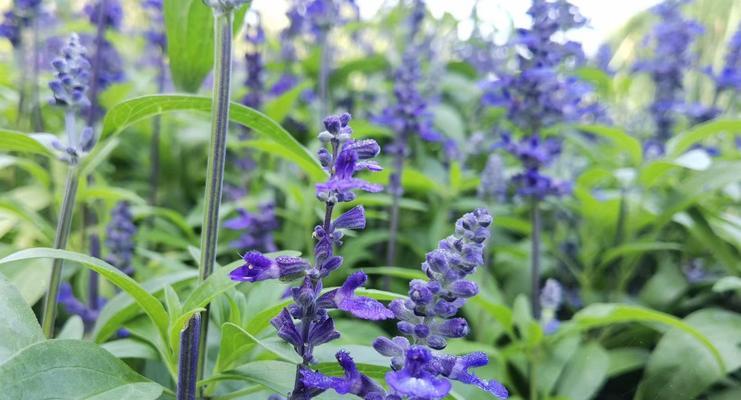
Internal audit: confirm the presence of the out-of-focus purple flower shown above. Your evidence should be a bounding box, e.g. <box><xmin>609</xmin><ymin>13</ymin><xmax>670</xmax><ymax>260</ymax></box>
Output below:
<box><xmin>315</xmin><ymin>113</ymin><xmax>383</xmax><ymax>203</ymax></box>
<box><xmin>680</xmin><ymin>102</ymin><xmax>721</xmax><ymax>125</ymax></box>
<box><xmin>58</xmin><ymin>282</ymin><xmax>99</xmax><ymax>325</ymax></box>
<box><xmin>105</xmin><ymin>201</ymin><xmax>137</xmax><ymax>276</ymax></box>
<box><xmin>81</xmin><ymin>34</ymin><xmax>125</xmax><ymax>91</ymax></box>
<box><xmin>269</xmin><ymin>74</ymin><xmax>299</xmax><ymax>96</ymax></box>
<box><xmin>84</xmin><ymin>0</ymin><xmax>123</xmax><ymax>30</ymax></box>
<box><xmin>634</xmin><ymin>0</ymin><xmax>703</xmax><ymax>146</ymax></box>
<box><xmin>709</xmin><ymin>22</ymin><xmax>741</xmax><ymax>92</ymax></box>
<box><xmin>224</xmin><ymin>202</ymin><xmax>279</xmax><ymax>252</ymax></box>
<box><xmin>540</xmin><ymin>279</ymin><xmax>562</xmax><ymax>334</ymax></box>
<box><xmin>595</xmin><ymin>43</ymin><xmax>615</xmax><ymax>75</ymax></box>
<box><xmin>478</xmin><ymin>154</ymin><xmax>507</xmax><ymax>201</ymax></box>
<box><xmin>142</xmin><ymin>0</ymin><xmax>166</xmax><ymax>50</ymax></box>
<box><xmin>0</xmin><ymin>1</ymin><xmax>42</xmax><ymax>47</ymax></box>
<box><xmin>49</xmin><ymin>33</ymin><xmax>91</xmax><ymax>109</ymax></box>
<box><xmin>501</xmin><ymin>133</ymin><xmax>571</xmax><ymax>199</ymax></box>
<box><xmin>242</xmin><ymin>12</ymin><xmax>265</xmax><ymax>109</ymax></box>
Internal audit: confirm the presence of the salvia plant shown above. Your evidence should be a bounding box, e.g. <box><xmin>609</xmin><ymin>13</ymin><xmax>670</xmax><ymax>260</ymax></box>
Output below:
<box><xmin>0</xmin><ymin>1</ymin><xmax>739</xmax><ymax>400</ymax></box>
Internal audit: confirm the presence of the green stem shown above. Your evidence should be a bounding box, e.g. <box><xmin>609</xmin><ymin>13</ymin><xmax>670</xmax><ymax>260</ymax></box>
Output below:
<box><xmin>41</xmin><ymin>167</ymin><xmax>80</xmax><ymax>337</ymax></box>
<box><xmin>196</xmin><ymin>9</ymin><xmax>235</xmax><ymax>396</ymax></box>
<box><xmin>530</xmin><ymin>199</ymin><xmax>542</xmax><ymax>319</ymax></box>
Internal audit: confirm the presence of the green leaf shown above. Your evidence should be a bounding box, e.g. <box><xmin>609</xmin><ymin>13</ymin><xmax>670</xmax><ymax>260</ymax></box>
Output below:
<box><xmin>0</xmin><ymin>130</ymin><xmax>54</xmax><ymax>157</ymax></box>
<box><xmin>576</xmin><ymin>124</ymin><xmax>643</xmax><ymax>166</ymax></box>
<box><xmin>229</xmin><ymin>360</ymin><xmax>297</xmax><ymax>393</ymax></box>
<box><xmin>57</xmin><ymin>315</ymin><xmax>84</xmax><ymax>340</ymax></box>
<box><xmin>329</xmin><ymin>55</ymin><xmax>390</xmax><ymax>88</ymax></box>
<box><xmin>0</xmin><ymin>340</ymin><xmax>163</xmax><ymax>399</ymax></box>
<box><xmin>163</xmin><ymin>0</ymin><xmax>249</xmax><ymax>92</ymax></box>
<box><xmin>713</xmin><ymin>276</ymin><xmax>741</xmax><ymax>293</ymax></box>
<box><xmin>0</xmin><ymin>248</ymin><xmax>169</xmax><ymax>342</ymax></box>
<box><xmin>263</xmin><ymin>81</ymin><xmax>311</xmax><ymax>123</ymax></box>
<box><xmin>561</xmin><ymin>303</ymin><xmax>724</xmax><ymax>371</ymax></box>
<box><xmin>666</xmin><ymin>119</ymin><xmax>741</xmax><ymax>157</ymax></box>
<box><xmin>100</xmin><ymin>95</ymin><xmax>325</xmax><ymax>181</ymax></box>
<box><xmin>93</xmin><ymin>270</ymin><xmax>197</xmax><ymax>342</ymax></box>
<box><xmin>598</xmin><ymin>242</ymin><xmax>682</xmax><ymax>268</ymax></box>
<box><xmin>555</xmin><ymin>341</ymin><xmax>609</xmax><ymax>400</ymax></box>
<box><xmin>636</xmin><ymin>309</ymin><xmax>741</xmax><ymax>400</ymax></box>
<box><xmin>102</xmin><ymin>338</ymin><xmax>159</xmax><ymax>360</ymax></box>
<box><xmin>536</xmin><ymin>335</ymin><xmax>580</xmax><ymax>394</ymax></box>
<box><xmin>0</xmin><ymin>274</ymin><xmax>44</xmax><ymax>363</ymax></box>
<box><xmin>606</xmin><ymin>348</ymin><xmax>649</xmax><ymax>377</ymax></box>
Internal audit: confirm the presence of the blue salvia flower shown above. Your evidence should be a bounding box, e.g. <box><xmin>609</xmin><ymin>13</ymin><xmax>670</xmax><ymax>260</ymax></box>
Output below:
<box><xmin>84</xmin><ymin>0</ymin><xmax>123</xmax><ymax>30</ymax></box>
<box><xmin>58</xmin><ymin>282</ymin><xmax>101</xmax><ymax>326</ymax></box>
<box><xmin>302</xmin><ymin>209</ymin><xmax>508</xmax><ymax>399</ymax></box>
<box><xmin>595</xmin><ymin>43</ymin><xmax>615</xmax><ymax>76</ymax></box>
<box><xmin>223</xmin><ymin>202</ymin><xmax>278</xmax><ymax>252</ymax></box>
<box><xmin>105</xmin><ymin>201</ymin><xmax>137</xmax><ymax>276</ymax></box>
<box><xmin>483</xmin><ymin>0</ymin><xmax>597</xmax><ymax>199</ymax></box>
<box><xmin>478</xmin><ymin>154</ymin><xmax>507</xmax><ymax>202</ymax></box>
<box><xmin>634</xmin><ymin>0</ymin><xmax>703</xmax><ymax>150</ymax></box>
<box><xmin>142</xmin><ymin>0</ymin><xmax>166</xmax><ymax>51</ymax></box>
<box><xmin>230</xmin><ymin>113</ymin><xmax>392</xmax><ymax>399</ymax></box>
<box><xmin>83</xmin><ymin>35</ymin><xmax>125</xmax><ymax>91</ymax></box>
<box><xmin>0</xmin><ymin>0</ymin><xmax>42</xmax><ymax>47</ymax></box>
<box><xmin>709</xmin><ymin>22</ymin><xmax>741</xmax><ymax>92</ymax></box>
<box><xmin>540</xmin><ymin>278</ymin><xmax>562</xmax><ymax>334</ymax></box>
<box><xmin>242</xmin><ymin>12</ymin><xmax>266</xmax><ymax>109</ymax></box>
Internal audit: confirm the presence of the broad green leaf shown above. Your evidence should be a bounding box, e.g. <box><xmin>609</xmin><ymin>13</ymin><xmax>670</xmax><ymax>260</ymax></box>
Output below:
<box><xmin>561</xmin><ymin>303</ymin><xmax>724</xmax><ymax>371</ymax></box>
<box><xmin>57</xmin><ymin>315</ymin><xmax>84</xmax><ymax>340</ymax></box>
<box><xmin>93</xmin><ymin>270</ymin><xmax>197</xmax><ymax>342</ymax></box>
<box><xmin>100</xmin><ymin>95</ymin><xmax>325</xmax><ymax>180</ymax></box>
<box><xmin>0</xmin><ymin>340</ymin><xmax>163</xmax><ymax>399</ymax></box>
<box><xmin>576</xmin><ymin>124</ymin><xmax>643</xmax><ymax>166</ymax></box>
<box><xmin>0</xmin><ymin>248</ymin><xmax>169</xmax><ymax>342</ymax></box>
<box><xmin>713</xmin><ymin>276</ymin><xmax>741</xmax><ymax>293</ymax></box>
<box><xmin>102</xmin><ymin>338</ymin><xmax>159</xmax><ymax>360</ymax></box>
<box><xmin>555</xmin><ymin>341</ymin><xmax>609</xmax><ymax>400</ymax></box>
<box><xmin>0</xmin><ymin>130</ymin><xmax>54</xmax><ymax>157</ymax></box>
<box><xmin>0</xmin><ymin>274</ymin><xmax>44</xmax><ymax>363</ymax></box>
<box><xmin>666</xmin><ymin>119</ymin><xmax>741</xmax><ymax>157</ymax></box>
<box><xmin>536</xmin><ymin>335</ymin><xmax>581</xmax><ymax>394</ymax></box>
<box><xmin>263</xmin><ymin>81</ymin><xmax>312</xmax><ymax>123</ymax></box>
<box><xmin>636</xmin><ymin>309</ymin><xmax>741</xmax><ymax>400</ymax></box>
<box><xmin>606</xmin><ymin>348</ymin><xmax>649</xmax><ymax>377</ymax></box>
<box><xmin>163</xmin><ymin>0</ymin><xmax>249</xmax><ymax>92</ymax></box>
<box><xmin>181</xmin><ymin>259</ymin><xmax>242</xmax><ymax>312</ymax></box>
<box><xmin>226</xmin><ymin>360</ymin><xmax>296</xmax><ymax>393</ymax></box>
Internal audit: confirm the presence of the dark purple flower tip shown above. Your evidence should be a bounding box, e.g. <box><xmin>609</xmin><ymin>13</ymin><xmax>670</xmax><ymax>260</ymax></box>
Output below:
<box><xmin>323</xmin><ymin>115</ymin><xmax>342</xmax><ymax>134</ymax></box>
<box><xmin>332</xmin><ymin>205</ymin><xmax>366</xmax><ymax>231</ymax></box>
<box><xmin>301</xmin><ymin>350</ymin><xmax>386</xmax><ymax>397</ymax></box>
<box><xmin>389</xmin><ymin>298</ymin><xmax>417</xmax><ymax>321</ymax></box>
<box><xmin>345</xmin><ymin>139</ymin><xmax>381</xmax><ymax>159</ymax></box>
<box><xmin>448</xmin><ymin>280</ymin><xmax>479</xmax><ymax>298</ymax></box>
<box><xmin>335</xmin><ymin>271</ymin><xmax>394</xmax><ymax>320</ymax></box>
<box><xmin>230</xmin><ymin>251</ymin><xmax>278</xmax><ymax>282</ymax></box>
<box><xmin>433</xmin><ymin>299</ymin><xmax>463</xmax><ymax>318</ymax></box>
<box><xmin>373</xmin><ymin>335</ymin><xmax>409</xmax><ymax>357</ymax></box>
<box><xmin>274</xmin><ymin>256</ymin><xmax>309</xmax><ymax>282</ymax></box>
<box><xmin>432</xmin><ymin>317</ymin><xmax>469</xmax><ymax>338</ymax></box>
<box><xmin>270</xmin><ymin>308</ymin><xmax>302</xmax><ymax>349</ymax></box>
<box><xmin>307</xmin><ymin>314</ymin><xmax>340</xmax><ymax>347</ymax></box>
<box><xmin>409</xmin><ymin>279</ymin><xmax>434</xmax><ymax>305</ymax></box>
<box><xmin>427</xmin><ymin>335</ymin><xmax>447</xmax><ymax>350</ymax></box>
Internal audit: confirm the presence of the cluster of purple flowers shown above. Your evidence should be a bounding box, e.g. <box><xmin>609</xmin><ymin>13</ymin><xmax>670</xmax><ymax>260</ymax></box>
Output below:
<box><xmin>83</xmin><ymin>0</ymin><xmax>125</xmax><ymax>95</ymax></box>
<box><xmin>0</xmin><ymin>0</ymin><xmax>42</xmax><ymax>48</ymax></box>
<box><xmin>501</xmin><ymin>134</ymin><xmax>571</xmax><ymax>199</ymax></box>
<box><xmin>142</xmin><ymin>0</ymin><xmax>166</xmax><ymax>51</ymax></box>
<box><xmin>483</xmin><ymin>0</ymin><xmax>597</xmax><ymax>199</ymax></box>
<box><xmin>634</xmin><ymin>0</ymin><xmax>704</xmax><ymax>153</ymax></box>
<box><xmin>230</xmin><ymin>113</ymin><xmax>391</xmax><ymax>399</ymax></box>
<box><xmin>241</xmin><ymin>13</ymin><xmax>266</xmax><ymax>109</ymax></box>
<box><xmin>712</xmin><ymin>22</ymin><xmax>741</xmax><ymax>92</ymax></box>
<box><xmin>478</xmin><ymin>154</ymin><xmax>507</xmax><ymax>202</ymax></box>
<box><xmin>223</xmin><ymin>202</ymin><xmax>278</xmax><ymax>252</ymax></box>
<box><xmin>300</xmin><ymin>209</ymin><xmax>509</xmax><ymax>399</ymax></box>
<box><xmin>105</xmin><ymin>201</ymin><xmax>137</xmax><ymax>276</ymax></box>
<box><xmin>540</xmin><ymin>278</ymin><xmax>563</xmax><ymax>334</ymax></box>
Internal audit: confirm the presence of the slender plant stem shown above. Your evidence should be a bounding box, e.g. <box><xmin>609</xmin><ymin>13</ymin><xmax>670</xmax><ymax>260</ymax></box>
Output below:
<box><xmin>196</xmin><ymin>9</ymin><xmax>235</xmax><ymax>395</ymax></box>
<box><xmin>530</xmin><ymin>199</ymin><xmax>542</xmax><ymax>319</ymax></box>
<box><xmin>386</xmin><ymin>145</ymin><xmax>404</xmax><ymax>265</ymax></box>
<box><xmin>88</xmin><ymin>233</ymin><xmax>101</xmax><ymax>311</ymax></box>
<box><xmin>149</xmin><ymin>54</ymin><xmax>167</xmax><ymax>207</ymax></box>
<box><xmin>177</xmin><ymin>314</ymin><xmax>201</xmax><ymax>400</ymax></box>
<box><xmin>318</xmin><ymin>31</ymin><xmax>330</xmax><ymax>120</ymax></box>
<box><xmin>41</xmin><ymin>167</ymin><xmax>80</xmax><ymax>337</ymax></box>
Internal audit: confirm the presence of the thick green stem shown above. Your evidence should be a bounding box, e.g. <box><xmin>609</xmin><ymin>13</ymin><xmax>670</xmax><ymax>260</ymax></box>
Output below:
<box><xmin>41</xmin><ymin>167</ymin><xmax>80</xmax><ymax>337</ymax></box>
<box><xmin>530</xmin><ymin>199</ymin><xmax>542</xmax><ymax>319</ymax></box>
<box><xmin>196</xmin><ymin>9</ymin><xmax>234</xmax><ymax>395</ymax></box>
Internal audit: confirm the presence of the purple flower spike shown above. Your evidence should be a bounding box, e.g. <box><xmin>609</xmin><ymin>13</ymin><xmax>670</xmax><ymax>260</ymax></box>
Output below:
<box><xmin>329</xmin><ymin>271</ymin><xmax>394</xmax><ymax>320</ymax></box>
<box><xmin>386</xmin><ymin>346</ymin><xmax>451</xmax><ymax>400</ymax></box>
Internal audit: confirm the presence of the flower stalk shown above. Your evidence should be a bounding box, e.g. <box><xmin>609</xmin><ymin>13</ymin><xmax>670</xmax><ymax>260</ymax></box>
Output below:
<box><xmin>530</xmin><ymin>199</ymin><xmax>541</xmax><ymax>319</ymax></box>
<box><xmin>177</xmin><ymin>314</ymin><xmax>201</xmax><ymax>400</ymax></box>
<box><xmin>195</xmin><ymin>6</ymin><xmax>235</xmax><ymax>393</ymax></box>
<box><xmin>41</xmin><ymin>166</ymin><xmax>80</xmax><ymax>337</ymax></box>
